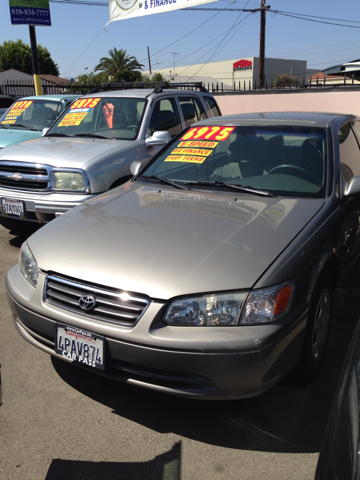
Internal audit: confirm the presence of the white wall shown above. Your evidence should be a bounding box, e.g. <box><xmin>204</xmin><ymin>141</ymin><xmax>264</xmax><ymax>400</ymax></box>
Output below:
<box><xmin>214</xmin><ymin>89</ymin><xmax>360</xmax><ymax>117</ymax></box>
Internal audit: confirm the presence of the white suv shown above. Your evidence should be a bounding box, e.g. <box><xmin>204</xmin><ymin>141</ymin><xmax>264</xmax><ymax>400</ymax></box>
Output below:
<box><xmin>0</xmin><ymin>82</ymin><xmax>221</xmax><ymax>231</ymax></box>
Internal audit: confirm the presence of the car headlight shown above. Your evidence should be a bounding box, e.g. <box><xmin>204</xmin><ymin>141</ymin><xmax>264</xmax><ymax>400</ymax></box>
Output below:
<box><xmin>163</xmin><ymin>282</ymin><xmax>294</xmax><ymax>327</ymax></box>
<box><xmin>164</xmin><ymin>292</ymin><xmax>248</xmax><ymax>326</ymax></box>
<box><xmin>239</xmin><ymin>282</ymin><xmax>294</xmax><ymax>325</ymax></box>
<box><xmin>19</xmin><ymin>242</ymin><xmax>39</xmax><ymax>287</ymax></box>
<box><xmin>53</xmin><ymin>171</ymin><xmax>86</xmax><ymax>191</ymax></box>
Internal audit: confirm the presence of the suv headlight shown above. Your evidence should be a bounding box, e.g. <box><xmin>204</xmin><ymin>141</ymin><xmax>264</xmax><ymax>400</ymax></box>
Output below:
<box><xmin>53</xmin><ymin>171</ymin><xmax>86</xmax><ymax>191</ymax></box>
<box><xmin>163</xmin><ymin>282</ymin><xmax>294</xmax><ymax>326</ymax></box>
<box><xmin>19</xmin><ymin>242</ymin><xmax>39</xmax><ymax>287</ymax></box>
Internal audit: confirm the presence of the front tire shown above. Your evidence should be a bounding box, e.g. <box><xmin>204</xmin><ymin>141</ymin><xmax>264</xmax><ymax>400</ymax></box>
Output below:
<box><xmin>297</xmin><ymin>274</ymin><xmax>333</xmax><ymax>381</ymax></box>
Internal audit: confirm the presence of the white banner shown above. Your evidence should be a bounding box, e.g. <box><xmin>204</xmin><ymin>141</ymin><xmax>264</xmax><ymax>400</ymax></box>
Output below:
<box><xmin>109</xmin><ymin>0</ymin><xmax>218</xmax><ymax>21</ymax></box>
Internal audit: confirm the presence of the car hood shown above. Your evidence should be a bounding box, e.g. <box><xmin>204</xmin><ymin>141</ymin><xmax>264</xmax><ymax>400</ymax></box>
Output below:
<box><xmin>29</xmin><ymin>183</ymin><xmax>325</xmax><ymax>299</ymax></box>
<box><xmin>0</xmin><ymin>136</ymin><xmax>131</xmax><ymax>169</ymax></box>
<box><xmin>0</xmin><ymin>129</ymin><xmax>42</xmax><ymax>148</ymax></box>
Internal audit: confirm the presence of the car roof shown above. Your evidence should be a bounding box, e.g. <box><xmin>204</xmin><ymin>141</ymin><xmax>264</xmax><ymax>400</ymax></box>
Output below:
<box><xmin>81</xmin><ymin>89</ymin><xmax>207</xmax><ymax>100</ymax></box>
<box><xmin>18</xmin><ymin>94</ymin><xmax>80</xmax><ymax>102</ymax></box>
<box><xmin>194</xmin><ymin>111</ymin><xmax>357</xmax><ymax>128</ymax></box>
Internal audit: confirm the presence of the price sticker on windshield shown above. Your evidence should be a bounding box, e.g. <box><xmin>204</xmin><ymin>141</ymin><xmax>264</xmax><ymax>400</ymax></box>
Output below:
<box><xmin>1</xmin><ymin>100</ymin><xmax>33</xmax><ymax>124</ymax></box>
<box><xmin>181</xmin><ymin>126</ymin><xmax>235</xmax><ymax>141</ymax></box>
<box><xmin>165</xmin><ymin>155</ymin><xmax>206</xmax><ymax>164</ymax></box>
<box><xmin>70</xmin><ymin>98</ymin><xmax>101</xmax><ymax>110</ymax></box>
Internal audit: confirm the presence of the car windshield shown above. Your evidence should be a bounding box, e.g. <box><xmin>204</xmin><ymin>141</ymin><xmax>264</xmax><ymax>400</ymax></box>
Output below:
<box><xmin>48</xmin><ymin>96</ymin><xmax>147</xmax><ymax>140</ymax></box>
<box><xmin>140</xmin><ymin>124</ymin><xmax>327</xmax><ymax>198</ymax></box>
<box><xmin>0</xmin><ymin>99</ymin><xmax>63</xmax><ymax>131</ymax></box>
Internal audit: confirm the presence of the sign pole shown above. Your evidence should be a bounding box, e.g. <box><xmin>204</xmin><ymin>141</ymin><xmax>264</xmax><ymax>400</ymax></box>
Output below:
<box><xmin>29</xmin><ymin>25</ymin><xmax>43</xmax><ymax>96</ymax></box>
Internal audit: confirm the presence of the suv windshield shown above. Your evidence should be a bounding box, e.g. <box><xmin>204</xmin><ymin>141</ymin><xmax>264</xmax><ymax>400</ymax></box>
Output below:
<box><xmin>48</xmin><ymin>96</ymin><xmax>147</xmax><ymax>140</ymax></box>
<box><xmin>0</xmin><ymin>99</ymin><xmax>62</xmax><ymax>131</ymax></box>
<box><xmin>140</xmin><ymin>125</ymin><xmax>327</xmax><ymax>197</ymax></box>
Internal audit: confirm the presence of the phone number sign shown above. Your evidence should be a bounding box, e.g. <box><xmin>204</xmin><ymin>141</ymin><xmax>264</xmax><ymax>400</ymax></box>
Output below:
<box><xmin>9</xmin><ymin>0</ymin><xmax>51</xmax><ymax>26</ymax></box>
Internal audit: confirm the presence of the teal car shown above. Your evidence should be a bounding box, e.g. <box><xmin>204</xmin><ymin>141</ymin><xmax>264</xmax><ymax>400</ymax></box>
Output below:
<box><xmin>0</xmin><ymin>94</ymin><xmax>80</xmax><ymax>149</ymax></box>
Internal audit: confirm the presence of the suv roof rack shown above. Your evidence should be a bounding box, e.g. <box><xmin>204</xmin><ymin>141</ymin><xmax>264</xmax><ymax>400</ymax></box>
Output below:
<box><xmin>88</xmin><ymin>81</ymin><xmax>208</xmax><ymax>95</ymax></box>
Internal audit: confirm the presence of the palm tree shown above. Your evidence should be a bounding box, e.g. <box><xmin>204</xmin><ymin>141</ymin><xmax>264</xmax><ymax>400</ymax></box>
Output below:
<box><xmin>94</xmin><ymin>48</ymin><xmax>144</xmax><ymax>82</ymax></box>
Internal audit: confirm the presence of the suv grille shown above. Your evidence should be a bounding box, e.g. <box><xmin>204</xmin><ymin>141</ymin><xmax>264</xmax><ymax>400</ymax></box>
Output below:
<box><xmin>0</xmin><ymin>162</ymin><xmax>49</xmax><ymax>191</ymax></box>
<box><xmin>45</xmin><ymin>275</ymin><xmax>150</xmax><ymax>327</ymax></box>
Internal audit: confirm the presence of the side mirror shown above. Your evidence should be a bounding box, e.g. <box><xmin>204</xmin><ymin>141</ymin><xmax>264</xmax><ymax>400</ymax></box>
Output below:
<box><xmin>41</xmin><ymin>128</ymin><xmax>49</xmax><ymax>137</ymax></box>
<box><xmin>130</xmin><ymin>161</ymin><xmax>142</xmax><ymax>176</ymax></box>
<box><xmin>343</xmin><ymin>176</ymin><xmax>360</xmax><ymax>197</ymax></box>
<box><xmin>145</xmin><ymin>131</ymin><xmax>171</xmax><ymax>148</ymax></box>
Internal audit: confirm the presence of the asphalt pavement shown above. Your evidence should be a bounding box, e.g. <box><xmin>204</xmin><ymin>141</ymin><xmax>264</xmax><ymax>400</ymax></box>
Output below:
<box><xmin>1</xmin><ymin>223</ymin><xmax>359</xmax><ymax>480</ymax></box>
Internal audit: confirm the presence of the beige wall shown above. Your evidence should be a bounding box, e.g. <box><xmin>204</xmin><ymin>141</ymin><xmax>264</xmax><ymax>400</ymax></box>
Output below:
<box><xmin>214</xmin><ymin>89</ymin><xmax>360</xmax><ymax>117</ymax></box>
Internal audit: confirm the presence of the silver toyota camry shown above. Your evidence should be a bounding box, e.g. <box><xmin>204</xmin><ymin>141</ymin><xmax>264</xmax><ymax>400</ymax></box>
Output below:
<box><xmin>6</xmin><ymin>112</ymin><xmax>360</xmax><ymax>399</ymax></box>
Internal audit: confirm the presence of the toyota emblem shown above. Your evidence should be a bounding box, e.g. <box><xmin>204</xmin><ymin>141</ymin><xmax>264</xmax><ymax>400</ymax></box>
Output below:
<box><xmin>79</xmin><ymin>295</ymin><xmax>96</xmax><ymax>311</ymax></box>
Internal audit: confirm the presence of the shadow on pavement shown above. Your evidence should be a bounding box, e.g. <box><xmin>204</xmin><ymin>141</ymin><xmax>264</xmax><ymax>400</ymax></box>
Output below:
<box><xmin>51</xmin><ymin>260</ymin><xmax>360</xmax><ymax>456</ymax></box>
<box><xmin>45</xmin><ymin>441</ymin><xmax>182</xmax><ymax>480</ymax></box>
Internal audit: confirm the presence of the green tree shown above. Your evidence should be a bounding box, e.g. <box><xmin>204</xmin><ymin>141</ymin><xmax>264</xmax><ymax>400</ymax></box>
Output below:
<box><xmin>151</xmin><ymin>72</ymin><xmax>165</xmax><ymax>82</ymax></box>
<box><xmin>273</xmin><ymin>73</ymin><xmax>301</xmax><ymax>87</ymax></box>
<box><xmin>0</xmin><ymin>39</ymin><xmax>59</xmax><ymax>75</ymax></box>
<box><xmin>94</xmin><ymin>48</ymin><xmax>144</xmax><ymax>82</ymax></box>
<box><xmin>142</xmin><ymin>72</ymin><xmax>166</xmax><ymax>82</ymax></box>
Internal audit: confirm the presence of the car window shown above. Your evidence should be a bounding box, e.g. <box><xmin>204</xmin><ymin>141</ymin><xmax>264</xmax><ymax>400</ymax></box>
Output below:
<box><xmin>339</xmin><ymin>123</ymin><xmax>360</xmax><ymax>181</ymax></box>
<box><xmin>0</xmin><ymin>99</ymin><xmax>62</xmax><ymax>130</ymax></box>
<box><xmin>48</xmin><ymin>97</ymin><xmax>147</xmax><ymax>140</ymax></box>
<box><xmin>141</xmin><ymin>125</ymin><xmax>327</xmax><ymax>198</ymax></box>
<box><xmin>178</xmin><ymin>96</ymin><xmax>207</xmax><ymax>128</ymax></box>
<box><xmin>203</xmin><ymin>96</ymin><xmax>221</xmax><ymax>117</ymax></box>
<box><xmin>148</xmin><ymin>98</ymin><xmax>182</xmax><ymax>138</ymax></box>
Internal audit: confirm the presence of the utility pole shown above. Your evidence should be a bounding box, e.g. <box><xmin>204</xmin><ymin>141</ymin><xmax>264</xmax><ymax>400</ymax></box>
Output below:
<box><xmin>147</xmin><ymin>46</ymin><xmax>152</xmax><ymax>75</ymax></box>
<box><xmin>258</xmin><ymin>0</ymin><xmax>266</xmax><ymax>89</ymax></box>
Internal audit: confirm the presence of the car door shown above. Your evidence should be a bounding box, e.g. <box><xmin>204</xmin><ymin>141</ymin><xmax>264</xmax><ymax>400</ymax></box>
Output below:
<box><xmin>337</xmin><ymin>121</ymin><xmax>360</xmax><ymax>268</ymax></box>
<box><xmin>147</xmin><ymin>97</ymin><xmax>182</xmax><ymax>159</ymax></box>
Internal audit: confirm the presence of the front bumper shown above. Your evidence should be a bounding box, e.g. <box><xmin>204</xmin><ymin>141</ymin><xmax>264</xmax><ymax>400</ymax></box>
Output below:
<box><xmin>0</xmin><ymin>188</ymin><xmax>98</xmax><ymax>223</ymax></box>
<box><xmin>6</xmin><ymin>265</ymin><xmax>308</xmax><ymax>400</ymax></box>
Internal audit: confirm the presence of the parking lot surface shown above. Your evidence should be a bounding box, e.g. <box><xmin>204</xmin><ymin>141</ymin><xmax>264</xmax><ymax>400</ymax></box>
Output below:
<box><xmin>1</xmin><ymin>223</ymin><xmax>359</xmax><ymax>480</ymax></box>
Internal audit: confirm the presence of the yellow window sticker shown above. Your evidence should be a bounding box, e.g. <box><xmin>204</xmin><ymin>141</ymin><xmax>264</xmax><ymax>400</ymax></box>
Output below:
<box><xmin>1</xmin><ymin>100</ymin><xmax>33</xmax><ymax>124</ymax></box>
<box><xmin>58</xmin><ymin>112</ymin><xmax>88</xmax><ymax>127</ymax></box>
<box><xmin>165</xmin><ymin>155</ymin><xmax>206</xmax><ymax>164</ymax></box>
<box><xmin>172</xmin><ymin>148</ymin><xmax>212</xmax><ymax>156</ymax></box>
<box><xmin>178</xmin><ymin>141</ymin><xmax>218</xmax><ymax>148</ymax></box>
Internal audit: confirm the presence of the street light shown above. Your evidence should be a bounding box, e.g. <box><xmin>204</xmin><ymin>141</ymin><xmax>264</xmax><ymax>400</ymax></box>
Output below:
<box><xmin>168</xmin><ymin>52</ymin><xmax>179</xmax><ymax>76</ymax></box>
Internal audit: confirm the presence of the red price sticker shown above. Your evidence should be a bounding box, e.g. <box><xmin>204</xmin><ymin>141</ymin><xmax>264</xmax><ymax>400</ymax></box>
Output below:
<box><xmin>181</xmin><ymin>126</ymin><xmax>235</xmax><ymax>141</ymax></box>
<box><xmin>70</xmin><ymin>98</ymin><xmax>101</xmax><ymax>110</ymax></box>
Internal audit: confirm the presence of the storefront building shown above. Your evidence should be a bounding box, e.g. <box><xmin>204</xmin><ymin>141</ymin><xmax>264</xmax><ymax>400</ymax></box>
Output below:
<box><xmin>151</xmin><ymin>57</ymin><xmax>317</xmax><ymax>88</ymax></box>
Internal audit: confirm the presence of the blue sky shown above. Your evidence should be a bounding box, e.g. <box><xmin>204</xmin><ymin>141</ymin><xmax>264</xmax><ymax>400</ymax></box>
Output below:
<box><xmin>2</xmin><ymin>0</ymin><xmax>360</xmax><ymax>79</ymax></box>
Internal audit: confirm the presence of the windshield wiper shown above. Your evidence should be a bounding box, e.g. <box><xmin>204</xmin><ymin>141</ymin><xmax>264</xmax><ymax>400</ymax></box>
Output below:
<box><xmin>74</xmin><ymin>133</ymin><xmax>112</xmax><ymax>140</ymax></box>
<box><xmin>10</xmin><ymin>123</ymin><xmax>38</xmax><ymax>131</ymax></box>
<box><xmin>46</xmin><ymin>132</ymin><xmax>73</xmax><ymax>137</ymax></box>
<box><xmin>184</xmin><ymin>181</ymin><xmax>276</xmax><ymax>197</ymax></box>
<box><xmin>139</xmin><ymin>175</ymin><xmax>189</xmax><ymax>191</ymax></box>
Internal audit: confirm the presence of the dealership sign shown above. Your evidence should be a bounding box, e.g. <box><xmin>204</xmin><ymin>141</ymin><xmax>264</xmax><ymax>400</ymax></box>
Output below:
<box><xmin>233</xmin><ymin>59</ymin><xmax>252</xmax><ymax>72</ymax></box>
<box><xmin>108</xmin><ymin>0</ymin><xmax>218</xmax><ymax>21</ymax></box>
<box><xmin>9</xmin><ymin>0</ymin><xmax>51</xmax><ymax>26</ymax></box>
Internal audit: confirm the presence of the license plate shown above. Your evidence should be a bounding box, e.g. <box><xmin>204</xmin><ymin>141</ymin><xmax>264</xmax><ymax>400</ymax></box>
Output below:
<box><xmin>1</xmin><ymin>198</ymin><xmax>24</xmax><ymax>217</ymax></box>
<box><xmin>55</xmin><ymin>323</ymin><xmax>105</xmax><ymax>370</ymax></box>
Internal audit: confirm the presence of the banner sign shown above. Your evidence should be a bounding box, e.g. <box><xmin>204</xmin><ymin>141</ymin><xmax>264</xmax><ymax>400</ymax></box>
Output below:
<box><xmin>9</xmin><ymin>0</ymin><xmax>51</xmax><ymax>26</ymax></box>
<box><xmin>109</xmin><ymin>0</ymin><xmax>218</xmax><ymax>21</ymax></box>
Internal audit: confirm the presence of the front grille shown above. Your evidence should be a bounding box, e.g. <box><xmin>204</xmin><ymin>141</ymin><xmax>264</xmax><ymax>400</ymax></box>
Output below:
<box><xmin>44</xmin><ymin>275</ymin><xmax>150</xmax><ymax>327</ymax></box>
<box><xmin>0</xmin><ymin>162</ymin><xmax>49</xmax><ymax>191</ymax></box>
